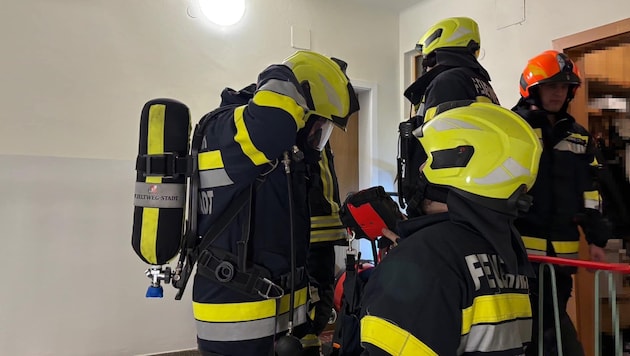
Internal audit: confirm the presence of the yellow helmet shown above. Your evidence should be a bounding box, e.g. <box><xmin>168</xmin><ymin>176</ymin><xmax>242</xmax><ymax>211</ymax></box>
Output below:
<box><xmin>416</xmin><ymin>17</ymin><xmax>480</xmax><ymax>58</ymax></box>
<box><xmin>283</xmin><ymin>50</ymin><xmax>359</xmax><ymax>130</ymax></box>
<box><xmin>417</xmin><ymin>102</ymin><xmax>541</xmax><ymax>210</ymax></box>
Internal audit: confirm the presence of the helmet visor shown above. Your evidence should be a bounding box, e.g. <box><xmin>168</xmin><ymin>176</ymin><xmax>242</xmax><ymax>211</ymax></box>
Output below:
<box><xmin>306</xmin><ymin>116</ymin><xmax>334</xmax><ymax>151</ymax></box>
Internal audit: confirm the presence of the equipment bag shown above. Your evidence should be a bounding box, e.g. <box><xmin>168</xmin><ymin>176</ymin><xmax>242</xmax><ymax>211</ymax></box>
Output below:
<box><xmin>339</xmin><ymin>186</ymin><xmax>403</xmax><ymax>241</ymax></box>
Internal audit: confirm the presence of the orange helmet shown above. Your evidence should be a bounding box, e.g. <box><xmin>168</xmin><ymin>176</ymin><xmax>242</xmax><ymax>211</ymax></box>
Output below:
<box><xmin>519</xmin><ymin>50</ymin><xmax>581</xmax><ymax>100</ymax></box>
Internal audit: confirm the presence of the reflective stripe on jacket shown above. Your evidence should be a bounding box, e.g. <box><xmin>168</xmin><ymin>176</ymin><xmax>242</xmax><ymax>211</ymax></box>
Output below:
<box><xmin>309</xmin><ymin>143</ymin><xmax>347</xmax><ymax>245</ymax></box>
<box><xmin>513</xmin><ymin>106</ymin><xmax>602</xmax><ymax>258</ymax></box>
<box><xmin>194</xmin><ymin>287</ymin><xmax>309</xmax><ymax>341</ymax></box>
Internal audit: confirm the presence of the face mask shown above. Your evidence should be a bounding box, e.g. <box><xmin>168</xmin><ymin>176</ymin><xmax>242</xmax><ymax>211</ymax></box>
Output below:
<box><xmin>305</xmin><ymin>115</ymin><xmax>334</xmax><ymax>152</ymax></box>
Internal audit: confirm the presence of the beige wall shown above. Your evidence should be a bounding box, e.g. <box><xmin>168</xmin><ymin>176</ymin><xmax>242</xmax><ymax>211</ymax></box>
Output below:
<box><xmin>0</xmin><ymin>0</ymin><xmax>399</xmax><ymax>355</ymax></box>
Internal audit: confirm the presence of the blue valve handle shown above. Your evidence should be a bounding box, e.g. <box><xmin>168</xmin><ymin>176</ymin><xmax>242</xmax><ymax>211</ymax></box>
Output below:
<box><xmin>146</xmin><ymin>285</ymin><xmax>164</xmax><ymax>298</ymax></box>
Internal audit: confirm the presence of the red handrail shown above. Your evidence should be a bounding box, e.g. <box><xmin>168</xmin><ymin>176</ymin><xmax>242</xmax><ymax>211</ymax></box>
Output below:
<box><xmin>528</xmin><ymin>255</ymin><xmax>630</xmax><ymax>274</ymax></box>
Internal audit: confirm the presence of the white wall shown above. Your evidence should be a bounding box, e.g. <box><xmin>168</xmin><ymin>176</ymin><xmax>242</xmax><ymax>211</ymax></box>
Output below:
<box><xmin>399</xmin><ymin>0</ymin><xmax>630</xmax><ymax>111</ymax></box>
<box><xmin>0</xmin><ymin>0</ymin><xmax>400</xmax><ymax>355</ymax></box>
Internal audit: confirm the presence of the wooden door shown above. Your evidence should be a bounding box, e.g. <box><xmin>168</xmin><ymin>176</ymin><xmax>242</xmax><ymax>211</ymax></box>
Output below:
<box><xmin>554</xmin><ymin>18</ymin><xmax>630</xmax><ymax>356</ymax></box>
<box><xmin>329</xmin><ymin>111</ymin><xmax>359</xmax><ymax>202</ymax></box>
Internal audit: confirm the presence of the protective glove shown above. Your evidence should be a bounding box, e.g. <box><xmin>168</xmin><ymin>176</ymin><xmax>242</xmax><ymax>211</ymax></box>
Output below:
<box><xmin>575</xmin><ymin>208</ymin><xmax>612</xmax><ymax>248</ymax></box>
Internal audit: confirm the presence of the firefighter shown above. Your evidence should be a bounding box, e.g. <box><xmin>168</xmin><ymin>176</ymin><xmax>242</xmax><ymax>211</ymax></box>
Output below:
<box><xmin>301</xmin><ymin>141</ymin><xmax>348</xmax><ymax>355</ymax></box>
<box><xmin>512</xmin><ymin>50</ymin><xmax>611</xmax><ymax>356</ymax></box>
<box><xmin>361</xmin><ymin>102</ymin><xmax>541</xmax><ymax>355</ymax></box>
<box><xmin>399</xmin><ymin>16</ymin><xmax>500</xmax><ymax>217</ymax></box>
<box><xmin>191</xmin><ymin>50</ymin><xmax>359</xmax><ymax>356</ymax></box>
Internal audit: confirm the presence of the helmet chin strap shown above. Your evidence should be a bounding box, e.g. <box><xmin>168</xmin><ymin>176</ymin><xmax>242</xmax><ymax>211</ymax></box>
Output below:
<box><xmin>412</xmin><ymin>173</ymin><xmax>450</xmax><ymax>214</ymax></box>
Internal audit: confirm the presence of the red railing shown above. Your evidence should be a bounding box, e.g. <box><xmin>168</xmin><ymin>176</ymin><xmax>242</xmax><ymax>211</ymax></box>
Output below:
<box><xmin>528</xmin><ymin>255</ymin><xmax>630</xmax><ymax>356</ymax></box>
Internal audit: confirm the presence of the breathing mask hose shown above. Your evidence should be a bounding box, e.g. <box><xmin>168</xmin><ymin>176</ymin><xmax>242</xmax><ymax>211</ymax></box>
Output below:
<box><xmin>283</xmin><ymin>150</ymin><xmax>297</xmax><ymax>334</ymax></box>
<box><xmin>274</xmin><ymin>149</ymin><xmax>303</xmax><ymax>356</ymax></box>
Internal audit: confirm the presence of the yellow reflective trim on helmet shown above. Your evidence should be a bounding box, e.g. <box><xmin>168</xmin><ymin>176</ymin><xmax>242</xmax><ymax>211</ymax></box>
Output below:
<box><xmin>361</xmin><ymin>315</ymin><xmax>438</xmax><ymax>356</ymax></box>
<box><xmin>521</xmin><ymin>236</ymin><xmax>546</xmax><ymax>252</ymax></box>
<box><xmin>461</xmin><ymin>293</ymin><xmax>531</xmax><ymax>335</ymax></box>
<box><xmin>252</xmin><ymin>90</ymin><xmax>307</xmax><ymax>130</ymax></box>
<box><xmin>140</xmin><ymin>104</ymin><xmax>166</xmax><ymax>264</ymax></box>
<box><xmin>193</xmin><ymin>287</ymin><xmax>308</xmax><ymax>323</ymax></box>
<box><xmin>551</xmin><ymin>241</ymin><xmax>580</xmax><ymax>255</ymax></box>
<box><xmin>198</xmin><ymin>150</ymin><xmax>224</xmax><ymax>171</ymax></box>
<box><xmin>233</xmin><ymin>105</ymin><xmax>272</xmax><ymax>166</ymax></box>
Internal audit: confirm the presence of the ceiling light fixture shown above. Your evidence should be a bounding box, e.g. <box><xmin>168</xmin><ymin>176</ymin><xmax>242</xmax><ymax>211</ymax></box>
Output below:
<box><xmin>198</xmin><ymin>0</ymin><xmax>245</xmax><ymax>27</ymax></box>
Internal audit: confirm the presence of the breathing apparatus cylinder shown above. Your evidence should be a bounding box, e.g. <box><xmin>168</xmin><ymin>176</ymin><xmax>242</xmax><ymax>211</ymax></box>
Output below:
<box><xmin>132</xmin><ymin>98</ymin><xmax>191</xmax><ymax>296</ymax></box>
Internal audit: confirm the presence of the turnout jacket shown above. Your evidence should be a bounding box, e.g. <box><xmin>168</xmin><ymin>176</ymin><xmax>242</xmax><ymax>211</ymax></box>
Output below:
<box><xmin>360</xmin><ymin>193</ymin><xmax>533</xmax><ymax>355</ymax></box>
<box><xmin>309</xmin><ymin>142</ymin><xmax>346</xmax><ymax>245</ymax></box>
<box><xmin>192</xmin><ymin>65</ymin><xmax>312</xmax><ymax>346</ymax></box>
<box><xmin>512</xmin><ymin>103</ymin><xmax>608</xmax><ymax>258</ymax></box>
<box><xmin>400</xmin><ymin>51</ymin><xmax>500</xmax><ymax>217</ymax></box>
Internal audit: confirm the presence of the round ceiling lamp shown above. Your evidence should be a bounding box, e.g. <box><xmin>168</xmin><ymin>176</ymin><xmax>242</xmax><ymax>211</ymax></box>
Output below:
<box><xmin>198</xmin><ymin>0</ymin><xmax>245</xmax><ymax>27</ymax></box>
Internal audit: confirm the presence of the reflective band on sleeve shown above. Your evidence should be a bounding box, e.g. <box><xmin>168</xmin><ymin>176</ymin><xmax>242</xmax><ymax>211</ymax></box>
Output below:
<box><xmin>521</xmin><ymin>236</ymin><xmax>546</xmax><ymax>253</ymax></box>
<box><xmin>360</xmin><ymin>315</ymin><xmax>438</xmax><ymax>356</ymax></box>
<box><xmin>526</xmin><ymin>249</ymin><xmax>547</xmax><ymax>256</ymax></box>
<box><xmin>252</xmin><ymin>91</ymin><xmax>307</xmax><ymax>130</ymax></box>
<box><xmin>461</xmin><ymin>293</ymin><xmax>531</xmax><ymax>335</ymax></box>
<box><xmin>554</xmin><ymin>140</ymin><xmax>586</xmax><ymax>154</ymax></box>
<box><xmin>134</xmin><ymin>182</ymin><xmax>186</xmax><ymax>208</ymax></box>
<box><xmin>584</xmin><ymin>190</ymin><xmax>601</xmax><ymax>210</ymax></box>
<box><xmin>233</xmin><ymin>105</ymin><xmax>272</xmax><ymax>166</ymax></box>
<box><xmin>459</xmin><ymin>318</ymin><xmax>532</xmax><ymax>353</ymax></box>
<box><xmin>257</xmin><ymin>79</ymin><xmax>309</xmax><ymax>109</ymax></box>
<box><xmin>199</xmin><ymin>169</ymin><xmax>234</xmax><ymax>189</ymax></box>
<box><xmin>551</xmin><ymin>240</ymin><xmax>580</xmax><ymax>255</ymax></box>
<box><xmin>198</xmin><ymin>150</ymin><xmax>224</xmax><ymax>170</ymax></box>
<box><xmin>555</xmin><ymin>253</ymin><xmax>579</xmax><ymax>259</ymax></box>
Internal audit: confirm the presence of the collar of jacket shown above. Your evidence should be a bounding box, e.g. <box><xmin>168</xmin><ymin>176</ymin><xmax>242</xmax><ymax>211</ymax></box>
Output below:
<box><xmin>404</xmin><ymin>49</ymin><xmax>491</xmax><ymax>105</ymax></box>
<box><xmin>397</xmin><ymin>192</ymin><xmax>534</xmax><ymax>277</ymax></box>
<box><xmin>220</xmin><ymin>83</ymin><xmax>257</xmax><ymax>106</ymax></box>
<box><xmin>513</xmin><ymin>99</ymin><xmax>579</xmax><ymax>147</ymax></box>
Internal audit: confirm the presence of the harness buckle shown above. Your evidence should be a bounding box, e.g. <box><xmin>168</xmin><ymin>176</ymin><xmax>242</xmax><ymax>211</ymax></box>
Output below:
<box><xmin>257</xmin><ymin>278</ymin><xmax>284</xmax><ymax>300</ymax></box>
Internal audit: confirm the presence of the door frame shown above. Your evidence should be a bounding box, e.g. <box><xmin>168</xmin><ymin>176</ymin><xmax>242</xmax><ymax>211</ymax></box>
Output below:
<box><xmin>553</xmin><ymin>17</ymin><xmax>630</xmax><ymax>356</ymax></box>
<box><xmin>351</xmin><ymin>80</ymin><xmax>378</xmax><ymax>190</ymax></box>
